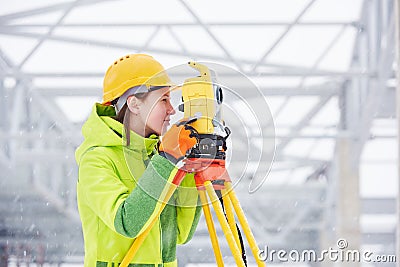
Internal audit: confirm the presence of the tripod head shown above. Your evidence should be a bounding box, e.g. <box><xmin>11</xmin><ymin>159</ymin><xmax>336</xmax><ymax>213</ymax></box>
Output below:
<box><xmin>179</xmin><ymin>62</ymin><xmax>231</xmax><ymax>160</ymax></box>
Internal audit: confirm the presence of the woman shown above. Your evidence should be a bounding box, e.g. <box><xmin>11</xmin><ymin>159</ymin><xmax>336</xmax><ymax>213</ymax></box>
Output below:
<box><xmin>75</xmin><ymin>54</ymin><xmax>201</xmax><ymax>267</ymax></box>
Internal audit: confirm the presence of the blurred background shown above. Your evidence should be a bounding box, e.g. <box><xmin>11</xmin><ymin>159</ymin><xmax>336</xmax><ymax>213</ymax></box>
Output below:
<box><xmin>0</xmin><ymin>0</ymin><xmax>398</xmax><ymax>266</ymax></box>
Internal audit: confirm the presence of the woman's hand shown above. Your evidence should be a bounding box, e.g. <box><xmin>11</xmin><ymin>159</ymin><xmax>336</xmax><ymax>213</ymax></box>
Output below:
<box><xmin>159</xmin><ymin>120</ymin><xmax>198</xmax><ymax>164</ymax></box>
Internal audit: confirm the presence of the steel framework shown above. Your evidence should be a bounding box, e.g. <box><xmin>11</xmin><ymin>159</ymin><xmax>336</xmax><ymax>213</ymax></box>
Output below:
<box><xmin>0</xmin><ymin>0</ymin><xmax>397</xmax><ymax>266</ymax></box>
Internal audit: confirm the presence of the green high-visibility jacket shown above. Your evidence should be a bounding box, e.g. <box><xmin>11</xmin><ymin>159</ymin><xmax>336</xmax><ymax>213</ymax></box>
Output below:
<box><xmin>75</xmin><ymin>104</ymin><xmax>201</xmax><ymax>267</ymax></box>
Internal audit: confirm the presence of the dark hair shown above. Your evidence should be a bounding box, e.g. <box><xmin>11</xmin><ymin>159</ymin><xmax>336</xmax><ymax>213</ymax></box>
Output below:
<box><xmin>113</xmin><ymin>92</ymin><xmax>149</xmax><ymax>146</ymax></box>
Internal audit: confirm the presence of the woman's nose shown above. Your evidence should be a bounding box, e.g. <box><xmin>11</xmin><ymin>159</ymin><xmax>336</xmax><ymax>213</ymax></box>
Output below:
<box><xmin>168</xmin><ymin>102</ymin><xmax>176</xmax><ymax>115</ymax></box>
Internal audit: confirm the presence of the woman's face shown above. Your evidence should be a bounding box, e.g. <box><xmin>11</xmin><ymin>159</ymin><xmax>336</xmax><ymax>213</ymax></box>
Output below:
<box><xmin>131</xmin><ymin>87</ymin><xmax>176</xmax><ymax>137</ymax></box>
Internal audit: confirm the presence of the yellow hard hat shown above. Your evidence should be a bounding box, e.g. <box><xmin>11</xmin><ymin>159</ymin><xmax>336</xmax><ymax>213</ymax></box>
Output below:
<box><xmin>102</xmin><ymin>53</ymin><xmax>173</xmax><ymax>104</ymax></box>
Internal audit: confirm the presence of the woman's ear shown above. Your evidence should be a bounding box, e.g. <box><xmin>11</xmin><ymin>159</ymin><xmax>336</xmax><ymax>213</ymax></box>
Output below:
<box><xmin>126</xmin><ymin>95</ymin><xmax>141</xmax><ymax>115</ymax></box>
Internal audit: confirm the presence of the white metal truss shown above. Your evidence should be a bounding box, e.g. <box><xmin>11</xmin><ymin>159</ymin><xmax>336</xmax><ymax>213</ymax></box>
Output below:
<box><xmin>0</xmin><ymin>0</ymin><xmax>397</xmax><ymax>265</ymax></box>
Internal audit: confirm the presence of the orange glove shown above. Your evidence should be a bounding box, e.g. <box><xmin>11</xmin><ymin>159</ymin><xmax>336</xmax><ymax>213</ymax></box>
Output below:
<box><xmin>159</xmin><ymin>123</ymin><xmax>197</xmax><ymax>164</ymax></box>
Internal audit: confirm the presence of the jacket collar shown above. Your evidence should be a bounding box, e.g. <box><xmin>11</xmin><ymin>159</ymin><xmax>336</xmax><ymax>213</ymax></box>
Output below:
<box><xmin>101</xmin><ymin>115</ymin><xmax>159</xmax><ymax>156</ymax></box>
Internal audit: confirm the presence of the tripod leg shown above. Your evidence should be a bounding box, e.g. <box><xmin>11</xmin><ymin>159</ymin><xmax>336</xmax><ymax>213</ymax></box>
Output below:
<box><xmin>198</xmin><ymin>190</ymin><xmax>224</xmax><ymax>267</ymax></box>
<box><xmin>221</xmin><ymin>189</ymin><xmax>242</xmax><ymax>253</ymax></box>
<box><xmin>204</xmin><ymin>181</ymin><xmax>246</xmax><ymax>267</ymax></box>
<box><xmin>121</xmin><ymin>184</ymin><xmax>178</xmax><ymax>266</ymax></box>
<box><xmin>225</xmin><ymin>182</ymin><xmax>266</xmax><ymax>267</ymax></box>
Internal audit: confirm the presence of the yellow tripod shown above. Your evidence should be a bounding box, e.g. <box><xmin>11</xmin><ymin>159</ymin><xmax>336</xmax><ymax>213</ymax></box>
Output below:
<box><xmin>189</xmin><ymin>157</ymin><xmax>265</xmax><ymax>267</ymax></box>
<box><xmin>120</xmin><ymin>157</ymin><xmax>265</xmax><ymax>267</ymax></box>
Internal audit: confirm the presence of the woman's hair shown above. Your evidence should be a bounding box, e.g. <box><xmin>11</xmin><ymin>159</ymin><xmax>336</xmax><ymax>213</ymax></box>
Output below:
<box><xmin>113</xmin><ymin>92</ymin><xmax>148</xmax><ymax>146</ymax></box>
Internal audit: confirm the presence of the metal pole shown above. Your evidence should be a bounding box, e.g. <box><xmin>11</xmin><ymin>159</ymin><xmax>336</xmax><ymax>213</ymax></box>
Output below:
<box><xmin>336</xmin><ymin>138</ymin><xmax>361</xmax><ymax>267</ymax></box>
<box><xmin>395</xmin><ymin>0</ymin><xmax>400</xmax><ymax>266</ymax></box>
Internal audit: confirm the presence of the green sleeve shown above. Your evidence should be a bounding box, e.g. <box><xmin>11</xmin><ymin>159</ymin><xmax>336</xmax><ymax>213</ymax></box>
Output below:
<box><xmin>114</xmin><ymin>154</ymin><xmax>179</xmax><ymax>238</ymax></box>
<box><xmin>175</xmin><ymin>174</ymin><xmax>202</xmax><ymax>244</ymax></box>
